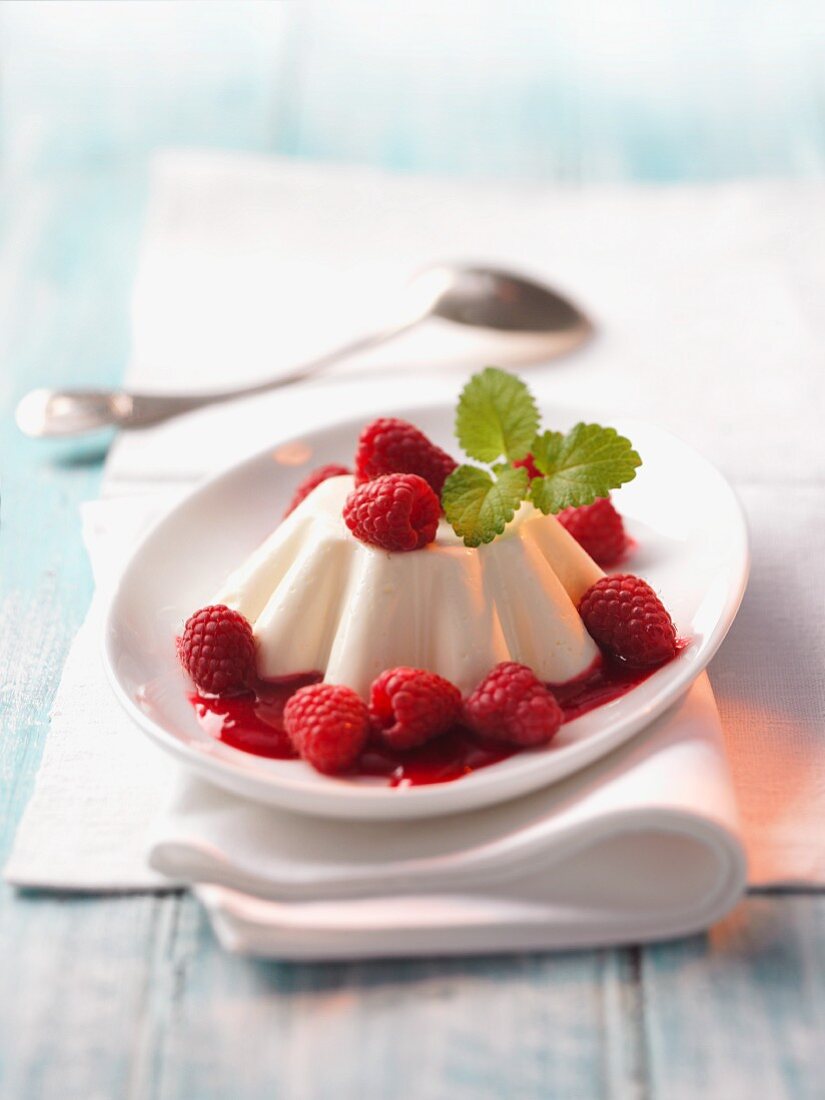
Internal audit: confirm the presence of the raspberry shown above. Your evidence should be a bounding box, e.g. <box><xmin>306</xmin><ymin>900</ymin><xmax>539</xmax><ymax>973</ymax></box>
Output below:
<box><xmin>343</xmin><ymin>473</ymin><xmax>440</xmax><ymax>552</ymax></box>
<box><xmin>354</xmin><ymin>418</ymin><xmax>457</xmax><ymax>496</ymax></box>
<box><xmin>579</xmin><ymin>574</ymin><xmax>677</xmax><ymax>667</ymax></box>
<box><xmin>463</xmin><ymin>662</ymin><xmax>563</xmax><ymax>747</ymax></box>
<box><xmin>283</xmin><ymin>683</ymin><xmax>370</xmax><ymax>774</ymax></box>
<box><xmin>285</xmin><ymin>464</ymin><xmax>351</xmax><ymax>517</ymax></box>
<box><xmin>556</xmin><ymin>497</ymin><xmax>628</xmax><ymax>567</ymax></box>
<box><xmin>178</xmin><ymin>605</ymin><xmax>256</xmax><ymax>695</ymax></box>
<box><xmin>369</xmin><ymin>667</ymin><xmax>462</xmax><ymax>750</ymax></box>
<box><xmin>513</xmin><ymin>453</ymin><xmax>541</xmax><ymax>480</ymax></box>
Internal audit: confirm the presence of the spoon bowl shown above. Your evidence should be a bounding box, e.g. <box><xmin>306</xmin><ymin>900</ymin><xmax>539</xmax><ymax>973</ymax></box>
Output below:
<box><xmin>416</xmin><ymin>264</ymin><xmax>591</xmax><ymax>334</ymax></box>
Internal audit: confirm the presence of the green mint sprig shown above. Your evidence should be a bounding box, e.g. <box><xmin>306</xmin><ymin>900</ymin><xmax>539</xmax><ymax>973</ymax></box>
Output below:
<box><xmin>528</xmin><ymin>424</ymin><xmax>642</xmax><ymax>514</ymax></box>
<box><xmin>455</xmin><ymin>367</ymin><xmax>539</xmax><ymax>464</ymax></box>
<box><xmin>441</xmin><ymin>367</ymin><xmax>641</xmax><ymax>547</ymax></box>
<box><xmin>441</xmin><ymin>464</ymin><xmax>529</xmax><ymax>548</ymax></box>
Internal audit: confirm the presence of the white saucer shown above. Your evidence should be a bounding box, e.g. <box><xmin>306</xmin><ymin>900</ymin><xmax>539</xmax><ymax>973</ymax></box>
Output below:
<box><xmin>104</xmin><ymin>403</ymin><xmax>749</xmax><ymax>821</ymax></box>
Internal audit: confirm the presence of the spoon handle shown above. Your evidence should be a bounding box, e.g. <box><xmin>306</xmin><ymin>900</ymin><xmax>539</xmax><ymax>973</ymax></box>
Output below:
<box><xmin>15</xmin><ymin>388</ymin><xmax>228</xmax><ymax>437</ymax></box>
<box><xmin>15</xmin><ymin>320</ymin><xmax>419</xmax><ymax>438</ymax></box>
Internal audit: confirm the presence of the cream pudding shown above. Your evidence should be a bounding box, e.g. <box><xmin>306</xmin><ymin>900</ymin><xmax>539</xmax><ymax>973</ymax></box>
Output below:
<box><xmin>214</xmin><ymin>475</ymin><xmax>604</xmax><ymax>697</ymax></box>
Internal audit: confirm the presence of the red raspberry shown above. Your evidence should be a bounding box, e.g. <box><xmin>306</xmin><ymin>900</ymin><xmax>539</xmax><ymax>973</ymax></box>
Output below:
<box><xmin>354</xmin><ymin>418</ymin><xmax>457</xmax><ymax>496</ymax></box>
<box><xmin>343</xmin><ymin>473</ymin><xmax>440</xmax><ymax>552</ymax></box>
<box><xmin>579</xmin><ymin>574</ymin><xmax>677</xmax><ymax>667</ymax></box>
<box><xmin>556</xmin><ymin>497</ymin><xmax>628</xmax><ymax>567</ymax></box>
<box><xmin>283</xmin><ymin>683</ymin><xmax>370</xmax><ymax>775</ymax></box>
<box><xmin>178</xmin><ymin>605</ymin><xmax>256</xmax><ymax>695</ymax></box>
<box><xmin>369</xmin><ymin>667</ymin><xmax>462</xmax><ymax>750</ymax></box>
<box><xmin>463</xmin><ymin>662</ymin><xmax>563</xmax><ymax>747</ymax></box>
<box><xmin>284</xmin><ymin>464</ymin><xmax>351</xmax><ymax>517</ymax></box>
<box><xmin>513</xmin><ymin>453</ymin><xmax>541</xmax><ymax>480</ymax></box>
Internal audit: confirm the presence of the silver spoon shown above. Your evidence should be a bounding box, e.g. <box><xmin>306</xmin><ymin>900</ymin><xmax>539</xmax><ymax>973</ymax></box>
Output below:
<box><xmin>16</xmin><ymin>264</ymin><xmax>592</xmax><ymax>438</ymax></box>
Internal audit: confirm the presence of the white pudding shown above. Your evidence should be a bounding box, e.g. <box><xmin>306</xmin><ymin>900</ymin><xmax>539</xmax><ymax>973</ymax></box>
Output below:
<box><xmin>214</xmin><ymin>476</ymin><xmax>603</xmax><ymax>697</ymax></box>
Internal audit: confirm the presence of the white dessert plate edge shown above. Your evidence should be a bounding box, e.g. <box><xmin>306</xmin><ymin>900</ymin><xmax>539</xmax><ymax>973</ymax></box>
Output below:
<box><xmin>103</xmin><ymin>402</ymin><xmax>749</xmax><ymax>821</ymax></box>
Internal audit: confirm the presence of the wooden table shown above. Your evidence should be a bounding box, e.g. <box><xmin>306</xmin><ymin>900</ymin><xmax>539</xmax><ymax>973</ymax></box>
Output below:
<box><xmin>2</xmin><ymin>5</ymin><xmax>823</xmax><ymax>1096</ymax></box>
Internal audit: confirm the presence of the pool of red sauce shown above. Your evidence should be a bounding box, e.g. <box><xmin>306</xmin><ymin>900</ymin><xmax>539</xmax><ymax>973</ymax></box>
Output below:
<box><xmin>189</xmin><ymin>647</ymin><xmax>682</xmax><ymax>788</ymax></box>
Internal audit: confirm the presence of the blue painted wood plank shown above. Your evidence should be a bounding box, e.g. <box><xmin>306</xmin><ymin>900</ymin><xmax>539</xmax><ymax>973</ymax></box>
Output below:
<box><xmin>3</xmin><ymin>891</ymin><xmax>825</xmax><ymax>1099</ymax></box>
<box><xmin>0</xmin><ymin>894</ymin><xmax>175</xmax><ymax>1099</ymax></box>
<box><xmin>642</xmin><ymin>898</ymin><xmax>825</xmax><ymax>1100</ymax></box>
<box><xmin>0</xmin><ymin>174</ymin><xmax>143</xmax><ymax>860</ymax></box>
<box><xmin>272</xmin><ymin>1</ymin><xmax>825</xmax><ymax>182</ymax></box>
<box><xmin>3</xmin><ymin>2</ymin><xmax>825</xmax><ymax>185</ymax></box>
<box><xmin>0</xmin><ymin>162</ymin><xmax>157</xmax><ymax>1099</ymax></box>
<box><xmin>105</xmin><ymin>896</ymin><xmax>639</xmax><ymax>1100</ymax></box>
<box><xmin>0</xmin><ymin>3</ymin><xmax>289</xmax><ymax>174</ymax></box>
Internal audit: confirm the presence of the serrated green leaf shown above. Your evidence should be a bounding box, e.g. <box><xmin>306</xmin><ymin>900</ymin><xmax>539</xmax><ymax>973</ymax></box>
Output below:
<box><xmin>455</xmin><ymin>367</ymin><xmax>539</xmax><ymax>464</ymax></box>
<box><xmin>529</xmin><ymin>423</ymin><xmax>642</xmax><ymax>514</ymax></box>
<box><xmin>442</xmin><ymin>464</ymin><xmax>529</xmax><ymax>547</ymax></box>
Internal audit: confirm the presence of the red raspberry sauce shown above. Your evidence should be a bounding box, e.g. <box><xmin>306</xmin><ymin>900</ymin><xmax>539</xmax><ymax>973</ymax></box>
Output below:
<box><xmin>188</xmin><ymin>653</ymin><xmax>674</xmax><ymax>788</ymax></box>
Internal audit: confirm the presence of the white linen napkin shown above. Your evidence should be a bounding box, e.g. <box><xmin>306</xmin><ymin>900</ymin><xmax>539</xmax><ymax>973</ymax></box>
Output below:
<box><xmin>4</xmin><ymin>498</ymin><xmax>181</xmax><ymax>891</ymax></box>
<box><xmin>7</xmin><ymin>152</ymin><xmax>825</xmax><ymax>954</ymax></box>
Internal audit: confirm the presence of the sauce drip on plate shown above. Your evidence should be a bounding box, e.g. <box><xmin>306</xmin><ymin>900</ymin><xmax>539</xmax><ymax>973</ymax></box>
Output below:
<box><xmin>189</xmin><ymin>653</ymin><xmax>672</xmax><ymax>787</ymax></box>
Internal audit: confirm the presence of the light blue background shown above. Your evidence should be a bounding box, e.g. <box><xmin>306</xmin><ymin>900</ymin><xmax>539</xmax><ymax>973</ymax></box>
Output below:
<box><xmin>4</xmin><ymin>1</ymin><xmax>825</xmax><ymax>182</ymax></box>
<box><xmin>1</xmin><ymin>4</ymin><xmax>823</xmax><ymax>1097</ymax></box>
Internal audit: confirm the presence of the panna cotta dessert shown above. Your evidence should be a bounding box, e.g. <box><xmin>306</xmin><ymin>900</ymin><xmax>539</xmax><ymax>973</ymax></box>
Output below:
<box><xmin>177</xmin><ymin>368</ymin><xmax>680</xmax><ymax>782</ymax></box>
<box><xmin>213</xmin><ymin>474</ymin><xmax>604</xmax><ymax>698</ymax></box>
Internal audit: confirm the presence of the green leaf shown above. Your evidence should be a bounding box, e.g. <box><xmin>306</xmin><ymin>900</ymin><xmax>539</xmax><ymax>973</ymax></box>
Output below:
<box><xmin>529</xmin><ymin>423</ymin><xmax>642</xmax><ymax>514</ymax></box>
<box><xmin>455</xmin><ymin>367</ymin><xmax>539</xmax><ymax>464</ymax></box>
<box><xmin>442</xmin><ymin>464</ymin><xmax>530</xmax><ymax>547</ymax></box>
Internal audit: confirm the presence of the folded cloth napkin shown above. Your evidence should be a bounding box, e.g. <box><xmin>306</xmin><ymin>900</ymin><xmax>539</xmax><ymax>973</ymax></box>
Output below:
<box><xmin>150</xmin><ymin>676</ymin><xmax>746</xmax><ymax>958</ymax></box>
<box><xmin>8</xmin><ymin>152</ymin><xmax>825</xmax><ymax>954</ymax></box>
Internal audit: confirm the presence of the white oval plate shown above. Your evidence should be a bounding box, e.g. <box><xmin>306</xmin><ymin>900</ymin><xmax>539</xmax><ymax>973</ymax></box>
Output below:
<box><xmin>105</xmin><ymin>403</ymin><xmax>748</xmax><ymax>821</ymax></box>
